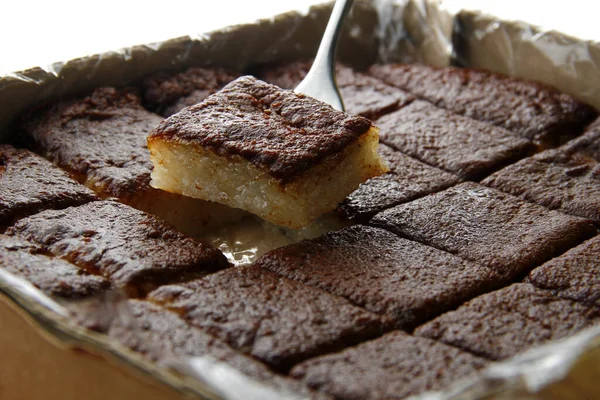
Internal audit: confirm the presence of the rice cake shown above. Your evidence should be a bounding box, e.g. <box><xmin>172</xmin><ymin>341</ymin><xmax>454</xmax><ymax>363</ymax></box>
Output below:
<box><xmin>376</xmin><ymin>100</ymin><xmax>533</xmax><ymax>180</ymax></box>
<box><xmin>257</xmin><ymin>60</ymin><xmax>414</xmax><ymax>119</ymax></box>
<box><xmin>0</xmin><ymin>235</ymin><xmax>109</xmax><ymax>298</ymax></box>
<box><xmin>142</xmin><ymin>66</ymin><xmax>240</xmax><ymax>116</ymax></box>
<box><xmin>370</xmin><ymin>182</ymin><xmax>597</xmax><ymax>280</ymax></box>
<box><xmin>148</xmin><ymin>76</ymin><xmax>388</xmax><ymax>228</ymax></box>
<box><xmin>562</xmin><ymin>117</ymin><xmax>600</xmax><ymax>160</ymax></box>
<box><xmin>0</xmin><ymin>145</ymin><xmax>96</xmax><ymax>227</ymax></box>
<box><xmin>369</xmin><ymin>63</ymin><xmax>597</xmax><ymax>144</ymax></box>
<box><xmin>255</xmin><ymin>225</ymin><xmax>504</xmax><ymax>329</ymax></box>
<box><xmin>290</xmin><ymin>331</ymin><xmax>487</xmax><ymax>400</ymax></box>
<box><xmin>106</xmin><ymin>300</ymin><xmax>330</xmax><ymax>399</ymax></box>
<box><xmin>415</xmin><ymin>283</ymin><xmax>600</xmax><ymax>360</ymax></box>
<box><xmin>20</xmin><ymin>87</ymin><xmax>245</xmax><ymax>236</ymax></box>
<box><xmin>5</xmin><ymin>200</ymin><xmax>228</xmax><ymax>297</ymax></box>
<box><xmin>338</xmin><ymin>144</ymin><xmax>460</xmax><ymax>221</ymax></box>
<box><xmin>148</xmin><ymin>265</ymin><xmax>391</xmax><ymax>371</ymax></box>
<box><xmin>482</xmin><ymin>148</ymin><xmax>600</xmax><ymax>224</ymax></box>
<box><xmin>528</xmin><ymin>236</ymin><xmax>600</xmax><ymax>306</ymax></box>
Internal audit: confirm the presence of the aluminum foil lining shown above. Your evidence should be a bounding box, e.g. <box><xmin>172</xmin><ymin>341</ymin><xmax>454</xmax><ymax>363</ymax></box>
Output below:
<box><xmin>0</xmin><ymin>1</ymin><xmax>598</xmax><ymax>399</ymax></box>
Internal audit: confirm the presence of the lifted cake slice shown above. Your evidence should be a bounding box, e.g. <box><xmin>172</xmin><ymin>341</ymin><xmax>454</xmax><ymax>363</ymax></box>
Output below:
<box><xmin>148</xmin><ymin>76</ymin><xmax>388</xmax><ymax>229</ymax></box>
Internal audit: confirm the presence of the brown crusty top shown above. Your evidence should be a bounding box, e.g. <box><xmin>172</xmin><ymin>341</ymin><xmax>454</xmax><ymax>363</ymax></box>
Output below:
<box><xmin>338</xmin><ymin>144</ymin><xmax>460</xmax><ymax>221</ymax></box>
<box><xmin>563</xmin><ymin>117</ymin><xmax>600</xmax><ymax>161</ymax></box>
<box><xmin>257</xmin><ymin>60</ymin><xmax>414</xmax><ymax>120</ymax></box>
<box><xmin>149</xmin><ymin>76</ymin><xmax>373</xmax><ymax>184</ymax></box>
<box><xmin>19</xmin><ymin>87</ymin><xmax>164</xmax><ymax>201</ymax></box>
<box><xmin>148</xmin><ymin>265</ymin><xmax>391</xmax><ymax>371</ymax></box>
<box><xmin>0</xmin><ymin>234</ymin><xmax>109</xmax><ymax>298</ymax></box>
<box><xmin>369</xmin><ymin>63</ymin><xmax>597</xmax><ymax>144</ymax></box>
<box><xmin>482</xmin><ymin>148</ymin><xmax>600</xmax><ymax>224</ymax></box>
<box><xmin>0</xmin><ymin>145</ymin><xmax>97</xmax><ymax>226</ymax></box>
<box><xmin>6</xmin><ymin>200</ymin><xmax>228</xmax><ymax>297</ymax></box>
<box><xmin>528</xmin><ymin>236</ymin><xmax>600</xmax><ymax>306</ymax></box>
<box><xmin>255</xmin><ymin>225</ymin><xmax>503</xmax><ymax>330</ymax></box>
<box><xmin>415</xmin><ymin>283</ymin><xmax>600</xmax><ymax>360</ymax></box>
<box><xmin>376</xmin><ymin>100</ymin><xmax>533</xmax><ymax>180</ymax></box>
<box><xmin>291</xmin><ymin>331</ymin><xmax>487</xmax><ymax>400</ymax></box>
<box><xmin>104</xmin><ymin>300</ymin><xmax>330</xmax><ymax>399</ymax></box>
<box><xmin>142</xmin><ymin>66</ymin><xmax>240</xmax><ymax>116</ymax></box>
<box><xmin>370</xmin><ymin>182</ymin><xmax>597</xmax><ymax>280</ymax></box>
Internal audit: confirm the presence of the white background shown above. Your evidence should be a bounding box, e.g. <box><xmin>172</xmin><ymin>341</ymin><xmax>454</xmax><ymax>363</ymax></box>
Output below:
<box><xmin>1</xmin><ymin>0</ymin><xmax>598</xmax><ymax>75</ymax></box>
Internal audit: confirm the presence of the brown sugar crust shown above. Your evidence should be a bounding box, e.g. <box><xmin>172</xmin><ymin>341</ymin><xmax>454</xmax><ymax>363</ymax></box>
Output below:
<box><xmin>5</xmin><ymin>200</ymin><xmax>228</xmax><ymax>297</ymax></box>
<box><xmin>0</xmin><ymin>235</ymin><xmax>109</xmax><ymax>298</ymax></box>
<box><xmin>415</xmin><ymin>283</ymin><xmax>600</xmax><ymax>360</ymax></box>
<box><xmin>257</xmin><ymin>60</ymin><xmax>415</xmax><ymax>119</ymax></box>
<box><xmin>376</xmin><ymin>100</ymin><xmax>533</xmax><ymax>180</ymax></box>
<box><xmin>338</xmin><ymin>144</ymin><xmax>460</xmax><ymax>221</ymax></box>
<box><xmin>142</xmin><ymin>67</ymin><xmax>240</xmax><ymax>116</ymax></box>
<box><xmin>148</xmin><ymin>265</ymin><xmax>391</xmax><ymax>371</ymax></box>
<box><xmin>562</xmin><ymin>117</ymin><xmax>600</xmax><ymax>161</ymax></box>
<box><xmin>255</xmin><ymin>225</ymin><xmax>504</xmax><ymax>330</ymax></box>
<box><xmin>370</xmin><ymin>182</ymin><xmax>597</xmax><ymax>280</ymax></box>
<box><xmin>149</xmin><ymin>76</ymin><xmax>372</xmax><ymax>184</ymax></box>
<box><xmin>369</xmin><ymin>63</ymin><xmax>597</xmax><ymax>143</ymax></box>
<box><xmin>0</xmin><ymin>145</ymin><xmax>97</xmax><ymax>226</ymax></box>
<box><xmin>20</xmin><ymin>87</ymin><xmax>163</xmax><ymax>202</ymax></box>
<box><xmin>106</xmin><ymin>300</ymin><xmax>329</xmax><ymax>399</ymax></box>
<box><xmin>528</xmin><ymin>236</ymin><xmax>600</xmax><ymax>306</ymax></box>
<box><xmin>290</xmin><ymin>331</ymin><xmax>487</xmax><ymax>400</ymax></box>
<box><xmin>482</xmin><ymin>149</ymin><xmax>600</xmax><ymax>224</ymax></box>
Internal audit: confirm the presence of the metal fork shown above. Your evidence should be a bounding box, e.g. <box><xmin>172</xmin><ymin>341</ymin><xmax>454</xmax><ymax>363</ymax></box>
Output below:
<box><xmin>294</xmin><ymin>0</ymin><xmax>355</xmax><ymax>111</ymax></box>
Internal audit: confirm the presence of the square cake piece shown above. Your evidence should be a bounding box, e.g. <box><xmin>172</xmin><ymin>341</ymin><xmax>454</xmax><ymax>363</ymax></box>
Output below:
<box><xmin>415</xmin><ymin>283</ymin><xmax>600</xmax><ymax>360</ymax></box>
<box><xmin>0</xmin><ymin>235</ymin><xmax>109</xmax><ymax>299</ymax></box>
<box><xmin>338</xmin><ymin>144</ymin><xmax>460</xmax><ymax>221</ymax></box>
<box><xmin>148</xmin><ymin>76</ymin><xmax>388</xmax><ymax>228</ymax></box>
<box><xmin>142</xmin><ymin>66</ymin><xmax>240</xmax><ymax>116</ymax></box>
<box><xmin>148</xmin><ymin>265</ymin><xmax>391</xmax><ymax>371</ymax></box>
<box><xmin>482</xmin><ymin>148</ymin><xmax>600</xmax><ymax>224</ymax></box>
<box><xmin>104</xmin><ymin>300</ymin><xmax>329</xmax><ymax>399</ymax></box>
<box><xmin>376</xmin><ymin>100</ymin><xmax>533</xmax><ymax>180</ymax></box>
<box><xmin>255</xmin><ymin>225</ymin><xmax>504</xmax><ymax>329</ymax></box>
<box><xmin>290</xmin><ymin>331</ymin><xmax>488</xmax><ymax>400</ymax></box>
<box><xmin>0</xmin><ymin>145</ymin><xmax>97</xmax><ymax>227</ymax></box>
<box><xmin>20</xmin><ymin>87</ymin><xmax>246</xmax><ymax>236</ymax></box>
<box><xmin>528</xmin><ymin>236</ymin><xmax>600</xmax><ymax>306</ymax></box>
<box><xmin>257</xmin><ymin>60</ymin><xmax>415</xmax><ymax>119</ymax></box>
<box><xmin>369</xmin><ymin>63</ymin><xmax>597</xmax><ymax>144</ymax></box>
<box><xmin>6</xmin><ymin>200</ymin><xmax>229</xmax><ymax>297</ymax></box>
<box><xmin>371</xmin><ymin>182</ymin><xmax>597</xmax><ymax>280</ymax></box>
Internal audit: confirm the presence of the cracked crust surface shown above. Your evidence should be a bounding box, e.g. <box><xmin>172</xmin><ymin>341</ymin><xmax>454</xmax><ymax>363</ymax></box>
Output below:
<box><xmin>291</xmin><ymin>331</ymin><xmax>487</xmax><ymax>400</ymax></box>
<box><xmin>376</xmin><ymin>100</ymin><xmax>533</xmax><ymax>180</ymax></box>
<box><xmin>149</xmin><ymin>76</ymin><xmax>373</xmax><ymax>184</ymax></box>
<box><xmin>142</xmin><ymin>66</ymin><xmax>240</xmax><ymax>116</ymax></box>
<box><xmin>6</xmin><ymin>200</ymin><xmax>228</xmax><ymax>296</ymax></box>
<box><xmin>415</xmin><ymin>283</ymin><xmax>600</xmax><ymax>360</ymax></box>
<box><xmin>0</xmin><ymin>145</ymin><xmax>97</xmax><ymax>226</ymax></box>
<box><xmin>0</xmin><ymin>234</ymin><xmax>109</xmax><ymax>298</ymax></box>
<box><xmin>338</xmin><ymin>144</ymin><xmax>460</xmax><ymax>221</ymax></box>
<box><xmin>371</xmin><ymin>182</ymin><xmax>597</xmax><ymax>280</ymax></box>
<box><xmin>528</xmin><ymin>236</ymin><xmax>600</xmax><ymax>306</ymax></box>
<box><xmin>148</xmin><ymin>265</ymin><xmax>391</xmax><ymax>371</ymax></box>
<box><xmin>369</xmin><ymin>63</ymin><xmax>597</xmax><ymax>143</ymax></box>
<box><xmin>105</xmin><ymin>300</ymin><xmax>330</xmax><ymax>399</ymax></box>
<box><xmin>257</xmin><ymin>60</ymin><xmax>414</xmax><ymax>119</ymax></box>
<box><xmin>255</xmin><ymin>225</ymin><xmax>504</xmax><ymax>329</ymax></box>
<box><xmin>482</xmin><ymin>148</ymin><xmax>600</xmax><ymax>224</ymax></box>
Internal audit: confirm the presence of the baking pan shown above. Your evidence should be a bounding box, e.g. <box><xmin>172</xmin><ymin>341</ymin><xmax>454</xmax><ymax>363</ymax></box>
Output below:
<box><xmin>0</xmin><ymin>1</ymin><xmax>598</xmax><ymax>399</ymax></box>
